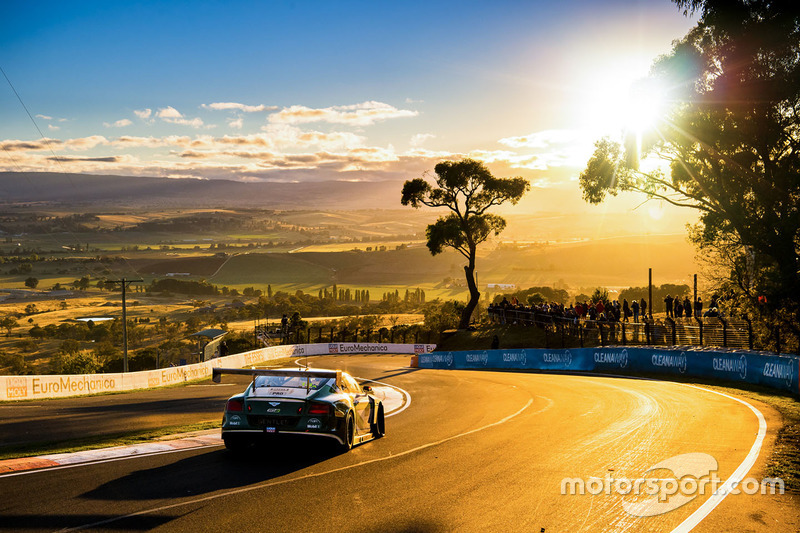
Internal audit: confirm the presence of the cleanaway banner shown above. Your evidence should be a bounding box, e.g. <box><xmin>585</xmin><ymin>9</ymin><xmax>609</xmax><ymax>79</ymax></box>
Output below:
<box><xmin>0</xmin><ymin>342</ymin><xmax>435</xmax><ymax>401</ymax></box>
<box><xmin>419</xmin><ymin>347</ymin><xmax>800</xmax><ymax>396</ymax></box>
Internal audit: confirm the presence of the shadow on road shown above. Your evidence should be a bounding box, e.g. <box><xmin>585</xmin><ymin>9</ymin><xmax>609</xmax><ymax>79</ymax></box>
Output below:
<box><xmin>81</xmin><ymin>437</ymin><xmax>342</xmax><ymax>502</ymax></box>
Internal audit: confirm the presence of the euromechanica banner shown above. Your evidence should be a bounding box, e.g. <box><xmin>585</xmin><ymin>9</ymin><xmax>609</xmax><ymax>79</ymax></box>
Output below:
<box><xmin>418</xmin><ymin>347</ymin><xmax>800</xmax><ymax>396</ymax></box>
<box><xmin>0</xmin><ymin>342</ymin><xmax>435</xmax><ymax>401</ymax></box>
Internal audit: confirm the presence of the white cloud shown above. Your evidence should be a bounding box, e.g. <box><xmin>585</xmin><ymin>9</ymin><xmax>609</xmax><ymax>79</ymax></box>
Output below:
<box><xmin>48</xmin><ymin>124</ymin><xmax>60</xmax><ymax>131</ymax></box>
<box><xmin>410</xmin><ymin>133</ymin><xmax>435</xmax><ymax>147</ymax></box>
<box><xmin>36</xmin><ymin>114</ymin><xmax>53</xmax><ymax>120</ymax></box>
<box><xmin>134</xmin><ymin>108</ymin><xmax>152</xmax><ymax>119</ymax></box>
<box><xmin>104</xmin><ymin>119</ymin><xmax>133</xmax><ymax>128</ymax></box>
<box><xmin>269</xmin><ymin>101</ymin><xmax>418</xmax><ymax>126</ymax></box>
<box><xmin>202</xmin><ymin>102</ymin><xmax>275</xmax><ymax>113</ymax></box>
<box><xmin>227</xmin><ymin>117</ymin><xmax>243</xmax><ymax>129</ymax></box>
<box><xmin>157</xmin><ymin>106</ymin><xmax>184</xmax><ymax>119</ymax></box>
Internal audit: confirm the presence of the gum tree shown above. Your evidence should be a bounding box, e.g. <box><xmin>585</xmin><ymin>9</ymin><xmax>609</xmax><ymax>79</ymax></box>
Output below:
<box><xmin>402</xmin><ymin>158</ymin><xmax>529</xmax><ymax>329</ymax></box>
<box><xmin>580</xmin><ymin>0</ymin><xmax>800</xmax><ymax>340</ymax></box>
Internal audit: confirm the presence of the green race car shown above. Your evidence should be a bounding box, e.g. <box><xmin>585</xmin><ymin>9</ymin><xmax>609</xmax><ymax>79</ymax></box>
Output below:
<box><xmin>213</xmin><ymin>367</ymin><xmax>386</xmax><ymax>452</ymax></box>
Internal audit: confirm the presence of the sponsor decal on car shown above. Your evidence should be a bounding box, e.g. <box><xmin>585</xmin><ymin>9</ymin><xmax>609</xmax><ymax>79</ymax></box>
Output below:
<box><xmin>228</xmin><ymin>414</ymin><xmax>242</xmax><ymax>426</ymax></box>
<box><xmin>307</xmin><ymin>417</ymin><xmax>322</xmax><ymax>430</ymax></box>
<box><xmin>267</xmin><ymin>408</ymin><xmax>280</xmax><ymax>413</ymax></box>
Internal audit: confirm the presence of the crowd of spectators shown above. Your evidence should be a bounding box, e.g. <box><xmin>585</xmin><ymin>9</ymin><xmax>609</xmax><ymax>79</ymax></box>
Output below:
<box><xmin>489</xmin><ymin>294</ymin><xmax>717</xmax><ymax>325</ymax></box>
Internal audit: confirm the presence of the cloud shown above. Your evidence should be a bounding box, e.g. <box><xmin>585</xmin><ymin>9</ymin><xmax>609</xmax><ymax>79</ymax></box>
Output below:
<box><xmin>202</xmin><ymin>102</ymin><xmax>275</xmax><ymax>113</ymax></box>
<box><xmin>269</xmin><ymin>101</ymin><xmax>418</xmax><ymax>126</ymax></box>
<box><xmin>157</xmin><ymin>106</ymin><xmax>183</xmax><ymax>119</ymax></box>
<box><xmin>410</xmin><ymin>133</ymin><xmax>435</xmax><ymax>147</ymax></box>
<box><xmin>65</xmin><ymin>135</ymin><xmax>109</xmax><ymax>151</ymax></box>
<box><xmin>36</xmin><ymin>114</ymin><xmax>53</xmax><ymax>120</ymax></box>
<box><xmin>134</xmin><ymin>108</ymin><xmax>152</xmax><ymax>119</ymax></box>
<box><xmin>48</xmin><ymin>124</ymin><xmax>60</xmax><ymax>131</ymax></box>
<box><xmin>46</xmin><ymin>155</ymin><xmax>125</xmax><ymax>163</ymax></box>
<box><xmin>227</xmin><ymin>117</ymin><xmax>243</xmax><ymax>129</ymax></box>
<box><xmin>104</xmin><ymin>119</ymin><xmax>132</xmax><ymax>128</ymax></box>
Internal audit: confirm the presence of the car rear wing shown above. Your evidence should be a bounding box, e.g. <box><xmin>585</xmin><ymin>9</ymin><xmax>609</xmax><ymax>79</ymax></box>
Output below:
<box><xmin>212</xmin><ymin>367</ymin><xmax>342</xmax><ymax>390</ymax></box>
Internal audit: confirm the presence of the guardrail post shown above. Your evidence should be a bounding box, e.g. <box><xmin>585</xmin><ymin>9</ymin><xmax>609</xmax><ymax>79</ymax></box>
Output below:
<box><xmin>621</xmin><ymin>323</ymin><xmax>627</xmax><ymax>345</ymax></box>
<box><xmin>668</xmin><ymin>318</ymin><xmax>676</xmax><ymax>346</ymax></box>
<box><xmin>599</xmin><ymin>323</ymin><xmax>604</xmax><ymax>346</ymax></box>
<box><xmin>544</xmin><ymin>325</ymin><xmax>549</xmax><ymax>348</ymax></box>
<box><xmin>561</xmin><ymin>323</ymin><xmax>566</xmax><ymax>348</ymax></box>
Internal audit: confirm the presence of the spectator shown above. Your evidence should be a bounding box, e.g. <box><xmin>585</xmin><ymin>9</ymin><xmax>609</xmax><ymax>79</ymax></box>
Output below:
<box><xmin>632</xmin><ymin>299</ymin><xmax>640</xmax><ymax>322</ymax></box>
<box><xmin>622</xmin><ymin>299</ymin><xmax>630</xmax><ymax>322</ymax></box>
<box><xmin>694</xmin><ymin>297</ymin><xmax>703</xmax><ymax>318</ymax></box>
<box><xmin>675</xmin><ymin>298</ymin><xmax>683</xmax><ymax>318</ymax></box>
<box><xmin>664</xmin><ymin>294</ymin><xmax>674</xmax><ymax>318</ymax></box>
<box><xmin>640</xmin><ymin>298</ymin><xmax>647</xmax><ymax>319</ymax></box>
<box><xmin>683</xmin><ymin>296</ymin><xmax>692</xmax><ymax>318</ymax></box>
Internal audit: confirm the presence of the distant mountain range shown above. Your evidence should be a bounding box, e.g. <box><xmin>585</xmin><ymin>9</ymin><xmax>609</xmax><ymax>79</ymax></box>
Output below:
<box><xmin>0</xmin><ymin>172</ymin><xmax>402</xmax><ymax>209</ymax></box>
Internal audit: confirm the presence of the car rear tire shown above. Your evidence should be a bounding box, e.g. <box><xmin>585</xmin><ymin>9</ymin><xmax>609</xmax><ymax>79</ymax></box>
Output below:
<box><xmin>340</xmin><ymin>412</ymin><xmax>355</xmax><ymax>451</ymax></box>
<box><xmin>371</xmin><ymin>404</ymin><xmax>385</xmax><ymax>438</ymax></box>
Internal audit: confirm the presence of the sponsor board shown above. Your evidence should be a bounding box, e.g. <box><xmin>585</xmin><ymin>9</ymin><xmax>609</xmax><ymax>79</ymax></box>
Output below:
<box><xmin>466</xmin><ymin>351</ymin><xmax>490</xmax><ymax>366</ymax></box>
<box><xmin>712</xmin><ymin>354</ymin><xmax>747</xmax><ymax>380</ymax></box>
<box><xmin>502</xmin><ymin>351</ymin><xmax>526</xmax><ymax>366</ymax></box>
<box><xmin>542</xmin><ymin>350</ymin><xmax>573</xmax><ymax>367</ymax></box>
<box><xmin>651</xmin><ymin>352</ymin><xmax>688</xmax><ymax>373</ymax></box>
<box><xmin>0</xmin><ymin>342</ymin><xmax>434</xmax><ymax>400</ymax></box>
<box><xmin>762</xmin><ymin>358</ymin><xmax>795</xmax><ymax>388</ymax></box>
<box><xmin>594</xmin><ymin>349</ymin><xmax>628</xmax><ymax>368</ymax></box>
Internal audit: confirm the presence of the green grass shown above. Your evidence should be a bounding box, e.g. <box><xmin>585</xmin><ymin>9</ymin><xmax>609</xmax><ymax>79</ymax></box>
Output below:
<box><xmin>0</xmin><ymin>421</ymin><xmax>220</xmax><ymax>461</ymax></box>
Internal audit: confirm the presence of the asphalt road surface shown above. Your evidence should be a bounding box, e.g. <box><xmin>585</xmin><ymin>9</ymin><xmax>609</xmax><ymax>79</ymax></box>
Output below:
<box><xmin>0</xmin><ymin>354</ymin><xmax>796</xmax><ymax>532</ymax></box>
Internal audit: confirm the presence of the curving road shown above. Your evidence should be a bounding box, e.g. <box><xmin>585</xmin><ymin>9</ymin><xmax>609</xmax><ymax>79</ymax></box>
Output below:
<box><xmin>0</xmin><ymin>354</ymin><xmax>796</xmax><ymax>532</ymax></box>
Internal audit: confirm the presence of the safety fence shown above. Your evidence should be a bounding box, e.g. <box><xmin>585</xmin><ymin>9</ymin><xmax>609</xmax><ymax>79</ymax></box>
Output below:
<box><xmin>263</xmin><ymin>325</ymin><xmax>438</xmax><ymax>346</ymax></box>
<box><xmin>0</xmin><ymin>342</ymin><xmax>436</xmax><ymax>401</ymax></box>
<box><xmin>418</xmin><ymin>346</ymin><xmax>800</xmax><ymax>396</ymax></box>
<box><xmin>486</xmin><ymin>307</ymin><xmax>796</xmax><ymax>353</ymax></box>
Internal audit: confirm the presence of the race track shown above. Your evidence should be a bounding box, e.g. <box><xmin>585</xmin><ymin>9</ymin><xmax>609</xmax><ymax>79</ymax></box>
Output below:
<box><xmin>0</xmin><ymin>354</ymin><xmax>795</xmax><ymax>532</ymax></box>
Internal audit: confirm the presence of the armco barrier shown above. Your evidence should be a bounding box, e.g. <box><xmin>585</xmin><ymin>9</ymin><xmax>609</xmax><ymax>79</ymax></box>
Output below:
<box><xmin>0</xmin><ymin>342</ymin><xmax>436</xmax><ymax>401</ymax></box>
<box><xmin>418</xmin><ymin>347</ymin><xmax>800</xmax><ymax>396</ymax></box>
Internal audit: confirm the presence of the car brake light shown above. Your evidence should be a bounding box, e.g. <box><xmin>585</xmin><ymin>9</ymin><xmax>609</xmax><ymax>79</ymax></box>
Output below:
<box><xmin>226</xmin><ymin>399</ymin><xmax>243</xmax><ymax>412</ymax></box>
<box><xmin>308</xmin><ymin>402</ymin><xmax>331</xmax><ymax>415</ymax></box>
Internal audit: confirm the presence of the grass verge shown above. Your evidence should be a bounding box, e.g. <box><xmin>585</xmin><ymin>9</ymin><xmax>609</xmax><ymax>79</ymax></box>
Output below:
<box><xmin>0</xmin><ymin>421</ymin><xmax>219</xmax><ymax>461</ymax></box>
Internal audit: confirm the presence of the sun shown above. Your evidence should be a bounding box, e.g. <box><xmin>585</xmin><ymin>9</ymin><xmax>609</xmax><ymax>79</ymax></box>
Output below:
<box><xmin>623</xmin><ymin>80</ymin><xmax>669</xmax><ymax>135</ymax></box>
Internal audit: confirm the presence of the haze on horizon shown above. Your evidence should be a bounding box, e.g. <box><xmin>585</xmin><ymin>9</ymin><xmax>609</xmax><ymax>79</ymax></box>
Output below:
<box><xmin>1</xmin><ymin>1</ymin><xmax>698</xmax><ymax>226</ymax></box>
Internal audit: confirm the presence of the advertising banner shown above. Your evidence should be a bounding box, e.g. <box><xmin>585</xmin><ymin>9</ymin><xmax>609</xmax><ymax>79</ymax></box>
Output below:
<box><xmin>0</xmin><ymin>342</ymin><xmax>435</xmax><ymax>401</ymax></box>
<box><xmin>419</xmin><ymin>346</ymin><xmax>799</xmax><ymax>396</ymax></box>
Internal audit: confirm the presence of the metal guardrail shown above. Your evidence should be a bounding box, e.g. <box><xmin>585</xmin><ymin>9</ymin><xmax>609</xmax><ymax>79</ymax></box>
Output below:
<box><xmin>487</xmin><ymin>307</ymin><xmax>769</xmax><ymax>351</ymax></box>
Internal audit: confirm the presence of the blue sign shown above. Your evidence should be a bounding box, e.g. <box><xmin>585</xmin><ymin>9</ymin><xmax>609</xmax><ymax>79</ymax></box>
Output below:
<box><xmin>417</xmin><ymin>346</ymin><xmax>799</xmax><ymax>395</ymax></box>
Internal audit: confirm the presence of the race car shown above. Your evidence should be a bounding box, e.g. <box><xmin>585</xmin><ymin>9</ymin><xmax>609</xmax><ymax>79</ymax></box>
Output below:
<box><xmin>213</xmin><ymin>367</ymin><xmax>385</xmax><ymax>452</ymax></box>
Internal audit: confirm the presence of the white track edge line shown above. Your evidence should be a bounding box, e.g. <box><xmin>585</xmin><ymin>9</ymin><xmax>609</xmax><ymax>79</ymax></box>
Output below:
<box><xmin>668</xmin><ymin>383</ymin><xmax>767</xmax><ymax>533</ymax></box>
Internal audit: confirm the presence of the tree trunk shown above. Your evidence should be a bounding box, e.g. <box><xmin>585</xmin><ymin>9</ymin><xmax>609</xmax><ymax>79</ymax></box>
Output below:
<box><xmin>459</xmin><ymin>250</ymin><xmax>480</xmax><ymax>329</ymax></box>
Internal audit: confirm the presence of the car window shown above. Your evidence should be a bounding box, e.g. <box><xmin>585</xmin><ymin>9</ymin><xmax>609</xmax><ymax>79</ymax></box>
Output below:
<box><xmin>344</xmin><ymin>375</ymin><xmax>361</xmax><ymax>393</ymax></box>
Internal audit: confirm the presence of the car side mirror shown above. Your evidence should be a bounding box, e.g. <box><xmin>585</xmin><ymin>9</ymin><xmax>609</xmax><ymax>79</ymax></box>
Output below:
<box><xmin>362</xmin><ymin>385</ymin><xmax>373</xmax><ymax>393</ymax></box>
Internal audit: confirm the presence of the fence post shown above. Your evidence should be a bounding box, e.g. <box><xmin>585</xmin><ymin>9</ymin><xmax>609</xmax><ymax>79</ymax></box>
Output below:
<box><xmin>645</xmin><ymin>321</ymin><xmax>651</xmax><ymax>345</ymax></box>
<box><xmin>775</xmin><ymin>326</ymin><xmax>781</xmax><ymax>354</ymax></box>
<box><xmin>599</xmin><ymin>323</ymin><xmax>604</xmax><ymax>346</ymax></box>
<box><xmin>544</xmin><ymin>326</ymin><xmax>549</xmax><ymax>348</ymax></box>
<box><xmin>561</xmin><ymin>323</ymin><xmax>566</xmax><ymax>348</ymax></box>
<box><xmin>696</xmin><ymin>318</ymin><xmax>703</xmax><ymax>346</ymax></box>
<box><xmin>622</xmin><ymin>323</ymin><xmax>627</xmax><ymax>345</ymax></box>
<box><xmin>745</xmin><ymin>316</ymin><xmax>753</xmax><ymax>350</ymax></box>
<box><xmin>668</xmin><ymin>318</ymin><xmax>676</xmax><ymax>346</ymax></box>
<box><xmin>579</xmin><ymin>322</ymin><xmax>584</xmax><ymax>348</ymax></box>
<box><xmin>722</xmin><ymin>318</ymin><xmax>728</xmax><ymax>348</ymax></box>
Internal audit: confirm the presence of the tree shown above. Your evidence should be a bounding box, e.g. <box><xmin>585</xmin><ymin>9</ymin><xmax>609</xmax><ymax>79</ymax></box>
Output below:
<box><xmin>580</xmin><ymin>1</ymin><xmax>800</xmax><ymax>337</ymax></box>
<box><xmin>24</xmin><ymin>277</ymin><xmax>39</xmax><ymax>289</ymax></box>
<box><xmin>1</xmin><ymin>316</ymin><xmax>18</xmax><ymax>337</ymax></box>
<box><xmin>402</xmin><ymin>158</ymin><xmax>529</xmax><ymax>328</ymax></box>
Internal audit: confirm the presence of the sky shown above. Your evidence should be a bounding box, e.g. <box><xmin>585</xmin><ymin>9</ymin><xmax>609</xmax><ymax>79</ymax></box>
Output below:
<box><xmin>0</xmin><ymin>0</ymin><xmax>698</xmax><ymax>208</ymax></box>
